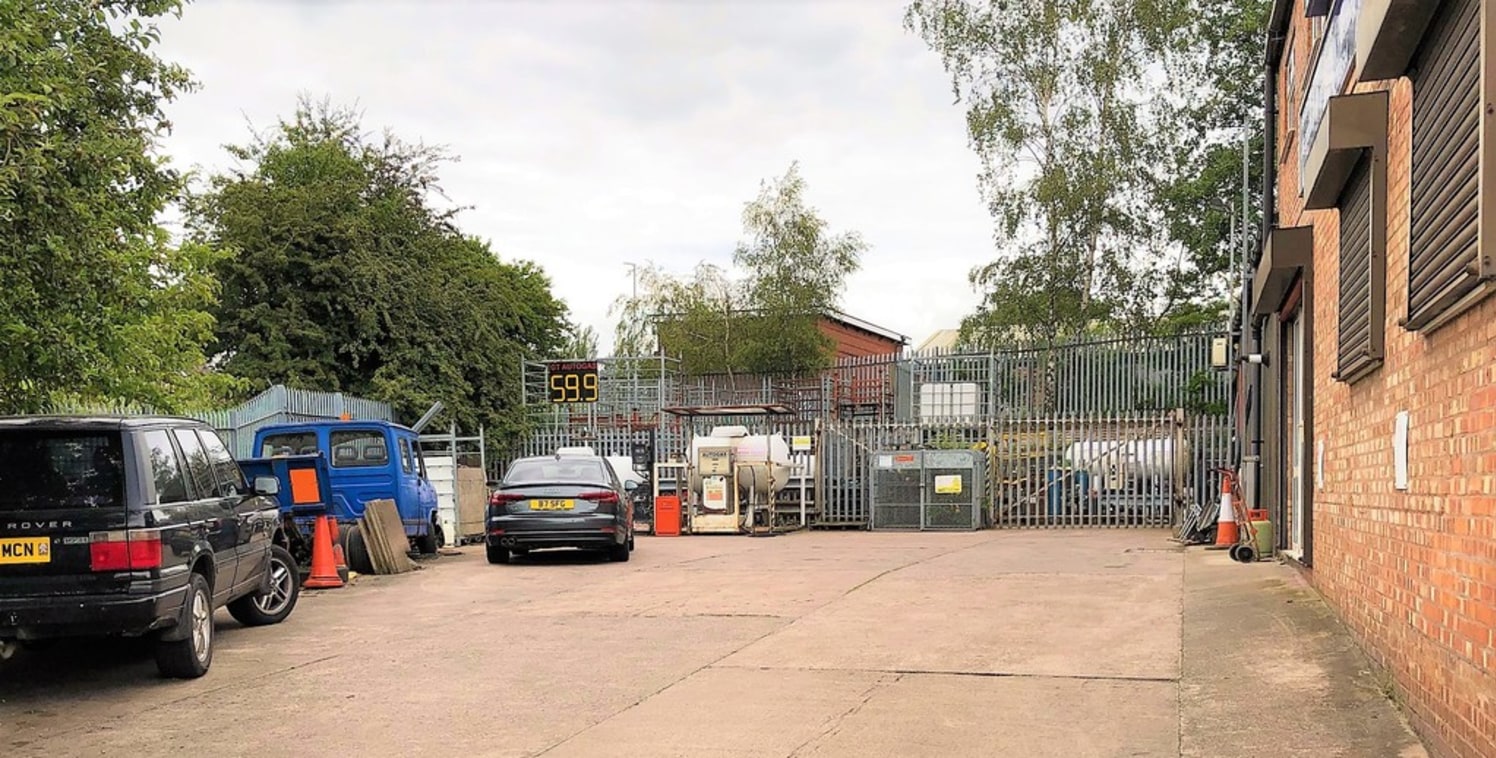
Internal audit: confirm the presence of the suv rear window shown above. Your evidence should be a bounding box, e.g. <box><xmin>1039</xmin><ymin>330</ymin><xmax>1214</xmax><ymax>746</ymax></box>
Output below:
<box><xmin>503</xmin><ymin>458</ymin><xmax>610</xmax><ymax>486</ymax></box>
<box><xmin>0</xmin><ymin>431</ymin><xmax>124</xmax><ymax>511</ymax></box>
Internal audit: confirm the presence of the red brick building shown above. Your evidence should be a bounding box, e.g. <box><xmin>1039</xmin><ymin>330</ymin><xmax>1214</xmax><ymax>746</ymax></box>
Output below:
<box><xmin>1245</xmin><ymin>2</ymin><xmax>1494</xmax><ymax>756</ymax></box>
<box><xmin>817</xmin><ymin>310</ymin><xmax>906</xmax><ymax>359</ymax></box>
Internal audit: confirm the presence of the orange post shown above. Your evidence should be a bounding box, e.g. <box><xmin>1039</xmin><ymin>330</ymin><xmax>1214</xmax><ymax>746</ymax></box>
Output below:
<box><xmin>303</xmin><ymin>515</ymin><xmax>345</xmax><ymax>589</ymax></box>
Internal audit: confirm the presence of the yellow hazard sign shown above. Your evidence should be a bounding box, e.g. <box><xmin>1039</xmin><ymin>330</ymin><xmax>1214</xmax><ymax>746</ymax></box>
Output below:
<box><xmin>934</xmin><ymin>475</ymin><xmax>963</xmax><ymax>494</ymax></box>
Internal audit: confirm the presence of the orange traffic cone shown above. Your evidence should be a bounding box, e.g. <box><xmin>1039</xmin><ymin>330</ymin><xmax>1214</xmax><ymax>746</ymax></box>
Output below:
<box><xmin>328</xmin><ymin>518</ymin><xmax>350</xmax><ymax>583</ymax></box>
<box><xmin>1209</xmin><ymin>471</ymin><xmax>1239</xmax><ymax>550</ymax></box>
<box><xmin>303</xmin><ymin>515</ymin><xmax>345</xmax><ymax>589</ymax></box>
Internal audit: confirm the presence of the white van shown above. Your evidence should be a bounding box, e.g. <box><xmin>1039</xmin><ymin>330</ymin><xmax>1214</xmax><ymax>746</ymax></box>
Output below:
<box><xmin>554</xmin><ymin>447</ymin><xmax>643</xmax><ymax>492</ymax></box>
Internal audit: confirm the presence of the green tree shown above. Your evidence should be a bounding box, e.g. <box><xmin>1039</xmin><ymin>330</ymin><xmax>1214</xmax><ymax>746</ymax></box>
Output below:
<box><xmin>1152</xmin><ymin>1</ymin><xmax>1269</xmax><ymax>334</ymax></box>
<box><xmin>905</xmin><ymin>1</ymin><xmax>1188</xmax><ymax>347</ymax></box>
<box><xmin>732</xmin><ymin>161</ymin><xmax>865</xmax><ymax>373</ymax></box>
<box><xmin>905</xmin><ymin>1</ymin><xmax>1263</xmax><ymax>346</ymax></box>
<box><xmin>190</xmin><ymin>99</ymin><xmax>568</xmax><ymax>440</ymax></box>
<box><xmin>0</xmin><ymin>0</ymin><xmax>237</xmax><ymax>413</ymax></box>
<box><xmin>556</xmin><ymin>323</ymin><xmax>599</xmax><ymax>360</ymax></box>
<box><xmin>610</xmin><ymin>163</ymin><xmax>865</xmax><ymax>376</ymax></box>
<box><xmin>612</xmin><ymin>262</ymin><xmax>748</xmax><ymax>376</ymax></box>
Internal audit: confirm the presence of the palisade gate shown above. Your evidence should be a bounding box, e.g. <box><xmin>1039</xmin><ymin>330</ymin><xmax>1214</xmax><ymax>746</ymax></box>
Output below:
<box><xmin>511</xmin><ymin>333</ymin><xmax>1233</xmax><ymax>530</ymax></box>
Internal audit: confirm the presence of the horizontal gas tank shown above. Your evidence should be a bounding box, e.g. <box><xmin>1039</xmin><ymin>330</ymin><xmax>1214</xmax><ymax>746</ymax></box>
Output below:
<box><xmin>1063</xmin><ymin>438</ymin><xmax>1191</xmax><ymax>479</ymax></box>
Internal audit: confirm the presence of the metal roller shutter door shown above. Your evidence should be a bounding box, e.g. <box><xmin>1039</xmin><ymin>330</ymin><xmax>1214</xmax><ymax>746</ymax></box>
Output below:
<box><xmin>1338</xmin><ymin>157</ymin><xmax>1375</xmax><ymax>380</ymax></box>
<box><xmin>1407</xmin><ymin>0</ymin><xmax>1482</xmax><ymax>328</ymax></box>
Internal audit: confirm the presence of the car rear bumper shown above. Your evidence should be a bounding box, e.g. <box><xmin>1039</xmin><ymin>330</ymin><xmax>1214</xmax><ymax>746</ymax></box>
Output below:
<box><xmin>0</xmin><ymin>585</ymin><xmax>188</xmax><ymax>640</ymax></box>
<box><xmin>487</xmin><ymin>514</ymin><xmax>623</xmax><ymax>550</ymax></box>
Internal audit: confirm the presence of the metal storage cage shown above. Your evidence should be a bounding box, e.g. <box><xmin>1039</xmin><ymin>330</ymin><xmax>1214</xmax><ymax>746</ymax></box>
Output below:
<box><xmin>869</xmin><ymin>449</ymin><xmax>985</xmax><ymax>531</ymax></box>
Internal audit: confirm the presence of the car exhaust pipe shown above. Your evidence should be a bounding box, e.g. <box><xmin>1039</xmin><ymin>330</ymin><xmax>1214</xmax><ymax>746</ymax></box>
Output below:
<box><xmin>500</xmin><ymin>537</ymin><xmax>517</xmax><ymax>547</ymax></box>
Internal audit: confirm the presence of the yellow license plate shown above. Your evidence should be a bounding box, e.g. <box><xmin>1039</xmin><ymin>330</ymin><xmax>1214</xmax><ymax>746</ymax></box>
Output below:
<box><xmin>0</xmin><ymin>537</ymin><xmax>51</xmax><ymax>565</ymax></box>
<box><xmin>530</xmin><ymin>499</ymin><xmax>575</xmax><ymax>511</ymax></box>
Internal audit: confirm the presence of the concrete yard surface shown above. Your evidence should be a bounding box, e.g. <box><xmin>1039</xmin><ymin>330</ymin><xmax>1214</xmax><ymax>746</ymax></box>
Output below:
<box><xmin>0</xmin><ymin>530</ymin><xmax>1427</xmax><ymax>757</ymax></box>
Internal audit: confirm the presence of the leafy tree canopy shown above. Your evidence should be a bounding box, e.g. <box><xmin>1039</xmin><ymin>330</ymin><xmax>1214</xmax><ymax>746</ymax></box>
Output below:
<box><xmin>904</xmin><ymin>0</ymin><xmax>1267</xmax><ymax>348</ymax></box>
<box><xmin>190</xmin><ymin>99</ymin><xmax>569</xmax><ymax>439</ymax></box>
<box><xmin>0</xmin><ymin>0</ymin><xmax>237</xmax><ymax>413</ymax></box>
<box><xmin>611</xmin><ymin>162</ymin><xmax>865</xmax><ymax>376</ymax></box>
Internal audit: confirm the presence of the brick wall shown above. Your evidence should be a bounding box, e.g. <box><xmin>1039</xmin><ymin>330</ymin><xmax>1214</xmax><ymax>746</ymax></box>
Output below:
<box><xmin>1276</xmin><ymin>5</ymin><xmax>1496</xmax><ymax>756</ymax></box>
<box><xmin>816</xmin><ymin>317</ymin><xmax>902</xmax><ymax>359</ymax></box>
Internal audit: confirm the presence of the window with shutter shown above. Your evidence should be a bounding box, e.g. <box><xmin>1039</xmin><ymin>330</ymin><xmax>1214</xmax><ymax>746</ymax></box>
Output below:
<box><xmin>1406</xmin><ymin>0</ymin><xmax>1487</xmax><ymax>330</ymax></box>
<box><xmin>1336</xmin><ymin>157</ymin><xmax>1382</xmax><ymax>383</ymax></box>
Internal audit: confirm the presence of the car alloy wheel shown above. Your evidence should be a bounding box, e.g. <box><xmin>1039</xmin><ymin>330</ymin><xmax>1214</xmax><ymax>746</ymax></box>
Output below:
<box><xmin>252</xmin><ymin>551</ymin><xmax>296</xmax><ymax>617</ymax></box>
<box><xmin>190</xmin><ymin>585</ymin><xmax>212</xmax><ymax>665</ymax></box>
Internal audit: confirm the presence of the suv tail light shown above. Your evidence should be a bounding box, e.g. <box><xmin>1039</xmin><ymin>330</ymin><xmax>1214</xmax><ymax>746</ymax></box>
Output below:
<box><xmin>89</xmin><ymin>529</ymin><xmax>163</xmax><ymax>572</ymax></box>
<box><xmin>489</xmin><ymin>492</ymin><xmax>524</xmax><ymax>506</ymax></box>
<box><xmin>578</xmin><ymin>491</ymin><xmax>620</xmax><ymax>505</ymax></box>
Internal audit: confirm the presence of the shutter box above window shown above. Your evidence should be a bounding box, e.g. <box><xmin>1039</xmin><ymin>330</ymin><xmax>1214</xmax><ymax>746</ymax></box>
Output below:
<box><xmin>1303</xmin><ymin>91</ymin><xmax>1390</xmax><ymax>211</ymax></box>
<box><xmin>1254</xmin><ymin>227</ymin><xmax>1316</xmax><ymax>320</ymax></box>
<box><xmin>1355</xmin><ymin>0</ymin><xmax>1441</xmax><ymax>81</ymax></box>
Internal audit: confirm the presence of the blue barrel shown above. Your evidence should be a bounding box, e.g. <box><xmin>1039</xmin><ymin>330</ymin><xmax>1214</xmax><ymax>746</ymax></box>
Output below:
<box><xmin>1047</xmin><ymin>469</ymin><xmax>1067</xmax><ymax>516</ymax></box>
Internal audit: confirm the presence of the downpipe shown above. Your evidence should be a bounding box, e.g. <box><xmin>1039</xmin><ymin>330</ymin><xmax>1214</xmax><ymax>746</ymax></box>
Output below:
<box><xmin>1244</xmin><ymin>6</ymin><xmax>1288</xmax><ymax>513</ymax></box>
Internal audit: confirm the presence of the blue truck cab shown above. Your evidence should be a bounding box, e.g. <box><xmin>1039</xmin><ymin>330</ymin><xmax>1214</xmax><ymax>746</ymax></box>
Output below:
<box><xmin>240</xmin><ymin>420</ymin><xmax>441</xmax><ymax>571</ymax></box>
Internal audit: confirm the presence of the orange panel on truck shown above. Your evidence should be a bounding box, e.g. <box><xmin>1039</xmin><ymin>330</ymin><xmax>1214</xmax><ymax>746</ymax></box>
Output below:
<box><xmin>289</xmin><ymin>467</ymin><xmax>321</xmax><ymax>505</ymax></box>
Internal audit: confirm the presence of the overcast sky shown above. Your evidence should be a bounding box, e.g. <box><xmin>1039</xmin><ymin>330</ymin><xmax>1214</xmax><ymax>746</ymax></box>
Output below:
<box><xmin>154</xmin><ymin>0</ymin><xmax>993</xmax><ymax>353</ymax></box>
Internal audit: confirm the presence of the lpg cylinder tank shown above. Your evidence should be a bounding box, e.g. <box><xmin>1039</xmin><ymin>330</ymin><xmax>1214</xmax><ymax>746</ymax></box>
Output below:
<box><xmin>732</xmin><ymin>432</ymin><xmax>792</xmax><ymax>499</ymax></box>
<box><xmin>1063</xmin><ymin>437</ymin><xmax>1191</xmax><ymax>483</ymax></box>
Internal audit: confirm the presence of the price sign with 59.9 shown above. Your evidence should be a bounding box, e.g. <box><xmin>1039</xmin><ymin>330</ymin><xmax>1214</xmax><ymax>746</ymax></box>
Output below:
<box><xmin>547</xmin><ymin>361</ymin><xmax>599</xmax><ymax>404</ymax></box>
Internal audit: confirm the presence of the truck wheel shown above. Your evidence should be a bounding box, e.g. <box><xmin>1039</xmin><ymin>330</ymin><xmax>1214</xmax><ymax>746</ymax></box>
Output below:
<box><xmin>343</xmin><ymin>524</ymin><xmax>375</xmax><ymax>575</ymax></box>
<box><xmin>155</xmin><ymin>573</ymin><xmax>214</xmax><ymax>679</ymax></box>
<box><xmin>227</xmin><ymin>545</ymin><xmax>301</xmax><ymax>626</ymax></box>
<box><xmin>486</xmin><ymin>543</ymin><xmax>510</xmax><ymax>565</ymax></box>
<box><xmin>414</xmin><ymin>520</ymin><xmax>442</xmax><ymax>555</ymax></box>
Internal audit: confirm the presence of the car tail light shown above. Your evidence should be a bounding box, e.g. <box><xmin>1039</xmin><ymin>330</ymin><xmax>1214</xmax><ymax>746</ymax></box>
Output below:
<box><xmin>579</xmin><ymin>491</ymin><xmax>620</xmax><ymax>505</ymax></box>
<box><xmin>489</xmin><ymin>492</ymin><xmax>524</xmax><ymax>506</ymax></box>
<box><xmin>89</xmin><ymin>530</ymin><xmax>163</xmax><ymax>572</ymax></box>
